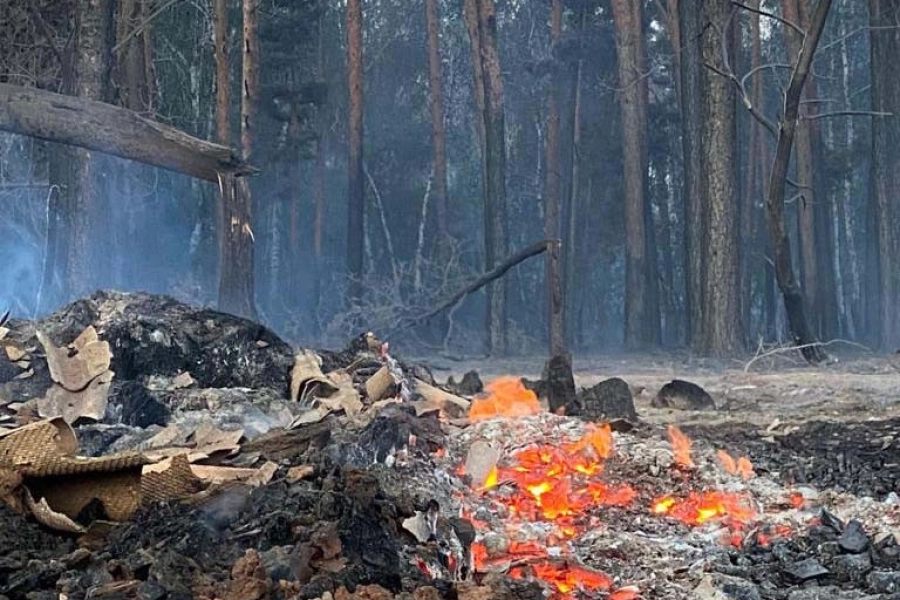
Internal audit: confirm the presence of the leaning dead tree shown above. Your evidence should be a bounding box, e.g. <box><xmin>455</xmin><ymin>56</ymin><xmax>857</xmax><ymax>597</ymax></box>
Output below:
<box><xmin>0</xmin><ymin>83</ymin><xmax>255</xmax><ymax>182</ymax></box>
<box><xmin>713</xmin><ymin>1</ymin><xmax>833</xmax><ymax>363</ymax></box>
<box><xmin>758</xmin><ymin>0</ymin><xmax>831</xmax><ymax>363</ymax></box>
<box><xmin>391</xmin><ymin>239</ymin><xmax>554</xmax><ymax>336</ymax></box>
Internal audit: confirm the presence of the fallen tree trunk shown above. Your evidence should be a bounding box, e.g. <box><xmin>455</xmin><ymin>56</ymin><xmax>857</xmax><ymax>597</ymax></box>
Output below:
<box><xmin>392</xmin><ymin>239</ymin><xmax>554</xmax><ymax>334</ymax></box>
<box><xmin>0</xmin><ymin>83</ymin><xmax>256</xmax><ymax>182</ymax></box>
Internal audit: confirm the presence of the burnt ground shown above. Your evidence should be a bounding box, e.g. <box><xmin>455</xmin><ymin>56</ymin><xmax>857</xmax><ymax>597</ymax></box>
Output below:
<box><xmin>4</xmin><ymin>328</ymin><xmax>900</xmax><ymax>600</ymax></box>
<box><xmin>436</xmin><ymin>350</ymin><xmax>900</xmax><ymax>501</ymax></box>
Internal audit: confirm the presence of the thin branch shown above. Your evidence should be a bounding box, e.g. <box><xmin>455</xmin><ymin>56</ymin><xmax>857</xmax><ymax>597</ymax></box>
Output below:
<box><xmin>740</xmin><ymin>62</ymin><xmax>793</xmax><ymax>92</ymax></box>
<box><xmin>112</xmin><ymin>0</ymin><xmax>180</xmax><ymax>53</ymax></box>
<box><xmin>706</xmin><ymin>61</ymin><xmax>778</xmax><ymax>137</ymax></box>
<box><xmin>731</xmin><ymin>0</ymin><xmax>805</xmax><ymax>37</ymax></box>
<box><xmin>802</xmin><ymin>110</ymin><xmax>892</xmax><ymax>121</ymax></box>
<box><xmin>743</xmin><ymin>338</ymin><xmax>871</xmax><ymax>372</ymax></box>
<box><xmin>26</xmin><ymin>5</ymin><xmax>65</xmax><ymax>66</ymax></box>
<box><xmin>818</xmin><ymin>24</ymin><xmax>900</xmax><ymax>53</ymax></box>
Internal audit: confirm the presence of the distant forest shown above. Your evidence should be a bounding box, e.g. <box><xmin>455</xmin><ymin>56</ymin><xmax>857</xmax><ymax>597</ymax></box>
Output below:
<box><xmin>0</xmin><ymin>0</ymin><xmax>898</xmax><ymax>359</ymax></box>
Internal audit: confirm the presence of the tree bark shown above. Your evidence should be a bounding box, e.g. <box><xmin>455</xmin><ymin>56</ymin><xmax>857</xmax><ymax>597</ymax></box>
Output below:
<box><xmin>611</xmin><ymin>0</ymin><xmax>654</xmax><ymax>349</ymax></box>
<box><xmin>742</xmin><ymin>0</ymin><xmax>762</xmax><ymax>340</ymax></box>
<box><xmin>698</xmin><ymin>1</ymin><xmax>743</xmax><ymax>355</ymax></box>
<box><xmin>565</xmin><ymin>7</ymin><xmax>586</xmax><ymax>349</ymax></box>
<box><xmin>544</xmin><ymin>0</ymin><xmax>565</xmax><ymax>356</ymax></box>
<box><xmin>464</xmin><ymin>0</ymin><xmax>508</xmax><ymax>356</ymax></box>
<box><xmin>0</xmin><ymin>84</ymin><xmax>254</xmax><ymax>182</ymax></box>
<box><xmin>213</xmin><ymin>0</ymin><xmax>230</xmax><ymax>147</ymax></box>
<box><xmin>218</xmin><ymin>0</ymin><xmax>258</xmax><ymax>319</ymax></box>
<box><xmin>764</xmin><ymin>0</ymin><xmax>832</xmax><ymax>363</ymax></box>
<box><xmin>462</xmin><ymin>0</ymin><xmax>486</xmax><ymax>149</ymax></box>
<box><xmin>869</xmin><ymin>0</ymin><xmax>900</xmax><ymax>350</ymax></box>
<box><xmin>241</xmin><ymin>0</ymin><xmax>259</xmax><ymax>163</ymax></box>
<box><xmin>67</xmin><ymin>0</ymin><xmax>111</xmax><ymax>299</ymax></box>
<box><xmin>425</xmin><ymin>0</ymin><xmax>450</xmax><ymax>245</ymax></box>
<box><xmin>781</xmin><ymin>0</ymin><xmax>819</xmax><ymax>334</ymax></box>
<box><xmin>678</xmin><ymin>0</ymin><xmax>705</xmax><ymax>349</ymax></box>
<box><xmin>346</xmin><ymin>0</ymin><xmax>365</xmax><ymax>306</ymax></box>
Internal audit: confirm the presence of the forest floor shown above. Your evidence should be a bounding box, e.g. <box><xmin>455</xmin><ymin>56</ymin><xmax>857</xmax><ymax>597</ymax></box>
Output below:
<box><xmin>426</xmin><ymin>349</ymin><xmax>900</xmax><ymax>429</ymax></box>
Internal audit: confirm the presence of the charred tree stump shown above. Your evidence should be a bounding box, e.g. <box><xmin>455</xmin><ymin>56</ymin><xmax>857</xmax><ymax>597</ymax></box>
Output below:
<box><xmin>542</xmin><ymin>353</ymin><xmax>577</xmax><ymax>414</ymax></box>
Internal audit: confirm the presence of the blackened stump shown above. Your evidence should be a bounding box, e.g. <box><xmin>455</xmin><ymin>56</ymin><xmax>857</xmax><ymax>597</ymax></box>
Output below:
<box><xmin>577</xmin><ymin>377</ymin><xmax>638</xmax><ymax>422</ymax></box>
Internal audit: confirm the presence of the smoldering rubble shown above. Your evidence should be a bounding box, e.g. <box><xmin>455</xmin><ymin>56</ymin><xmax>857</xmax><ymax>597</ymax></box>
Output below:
<box><xmin>2</xmin><ymin>291</ymin><xmax>900</xmax><ymax>600</ymax></box>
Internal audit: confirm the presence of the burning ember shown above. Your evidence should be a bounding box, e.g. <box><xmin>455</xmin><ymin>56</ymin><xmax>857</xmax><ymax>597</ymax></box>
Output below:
<box><xmin>468</xmin><ymin>377</ymin><xmax>541</xmax><ymax>421</ymax></box>
<box><xmin>448</xmin><ymin>399</ymin><xmax>807</xmax><ymax>598</ymax></box>
<box><xmin>514</xmin><ymin>562</ymin><xmax>611</xmax><ymax>594</ymax></box>
<box><xmin>651</xmin><ymin>490</ymin><xmax>757</xmax><ymax>526</ymax></box>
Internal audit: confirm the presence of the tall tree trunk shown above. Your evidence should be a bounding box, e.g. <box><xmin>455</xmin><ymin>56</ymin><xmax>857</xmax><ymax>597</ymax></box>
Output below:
<box><xmin>346</xmin><ymin>0</ymin><xmax>365</xmax><ymax>306</ymax></box>
<box><xmin>698</xmin><ymin>1</ymin><xmax>742</xmax><ymax>355</ymax></box>
<box><xmin>213</xmin><ymin>0</ymin><xmax>230</xmax><ymax>146</ymax></box>
<box><xmin>69</xmin><ymin>0</ymin><xmax>111</xmax><ymax>299</ymax></box>
<box><xmin>241</xmin><ymin>0</ymin><xmax>259</xmax><ymax>161</ymax></box>
<box><xmin>425</xmin><ymin>0</ymin><xmax>450</xmax><ymax>246</ymax></box>
<box><xmin>781</xmin><ymin>0</ymin><xmax>819</xmax><ymax>337</ymax></box>
<box><xmin>218</xmin><ymin>0</ymin><xmax>258</xmax><ymax>318</ymax></box>
<box><xmin>678</xmin><ymin>0</ymin><xmax>704</xmax><ymax>349</ymax></box>
<box><xmin>635</xmin><ymin>1</ymin><xmax>661</xmax><ymax>347</ymax></box>
<box><xmin>611</xmin><ymin>0</ymin><xmax>653</xmax><ymax>349</ymax></box>
<box><xmin>464</xmin><ymin>0</ymin><xmax>508</xmax><ymax>355</ymax></box>
<box><xmin>869</xmin><ymin>0</ymin><xmax>900</xmax><ymax>350</ymax></box>
<box><xmin>544</xmin><ymin>0</ymin><xmax>565</xmax><ymax>356</ymax></box>
<box><xmin>565</xmin><ymin>7</ymin><xmax>586</xmax><ymax>349</ymax></box>
<box><xmin>463</xmin><ymin>0</ymin><xmax>486</xmax><ymax>149</ymax></box>
<box><xmin>742</xmin><ymin>0</ymin><xmax>762</xmax><ymax>340</ymax></box>
<box><xmin>764</xmin><ymin>0</ymin><xmax>832</xmax><ymax>363</ymax></box>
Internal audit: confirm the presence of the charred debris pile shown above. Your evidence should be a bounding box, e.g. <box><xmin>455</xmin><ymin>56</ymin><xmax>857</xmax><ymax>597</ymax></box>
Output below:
<box><xmin>2</xmin><ymin>291</ymin><xmax>900</xmax><ymax>600</ymax></box>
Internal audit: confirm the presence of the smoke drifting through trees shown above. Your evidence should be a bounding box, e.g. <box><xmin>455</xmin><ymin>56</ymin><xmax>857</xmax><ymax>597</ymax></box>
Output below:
<box><xmin>0</xmin><ymin>0</ymin><xmax>896</xmax><ymax>358</ymax></box>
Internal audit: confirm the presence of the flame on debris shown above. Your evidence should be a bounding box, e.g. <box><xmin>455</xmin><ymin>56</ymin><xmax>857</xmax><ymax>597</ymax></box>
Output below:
<box><xmin>667</xmin><ymin>425</ymin><xmax>695</xmax><ymax>468</ymax></box>
<box><xmin>717</xmin><ymin>450</ymin><xmax>755</xmax><ymax>480</ymax></box>
<box><xmin>468</xmin><ymin>377</ymin><xmax>541</xmax><ymax>421</ymax></box>
<box><xmin>460</xmin><ymin>422</ymin><xmax>782</xmax><ymax>596</ymax></box>
<box><xmin>651</xmin><ymin>490</ymin><xmax>756</xmax><ymax>526</ymax></box>
<box><xmin>487</xmin><ymin>432</ymin><xmax>636</xmax><ymax>521</ymax></box>
<box><xmin>517</xmin><ymin>562</ymin><xmax>612</xmax><ymax>594</ymax></box>
<box><xmin>564</xmin><ymin>423</ymin><xmax>614</xmax><ymax>460</ymax></box>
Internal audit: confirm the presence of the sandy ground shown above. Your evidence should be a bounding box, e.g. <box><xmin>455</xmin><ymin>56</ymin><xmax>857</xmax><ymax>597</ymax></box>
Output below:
<box><xmin>420</xmin><ymin>349</ymin><xmax>900</xmax><ymax>429</ymax></box>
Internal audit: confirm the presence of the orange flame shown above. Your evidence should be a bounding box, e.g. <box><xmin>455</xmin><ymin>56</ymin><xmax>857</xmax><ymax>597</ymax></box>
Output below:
<box><xmin>717</xmin><ymin>450</ymin><xmax>755</xmax><ymax>480</ymax></box>
<box><xmin>651</xmin><ymin>491</ymin><xmax>756</xmax><ymax>525</ymax></box>
<box><xmin>717</xmin><ymin>450</ymin><xmax>737</xmax><ymax>474</ymax></box>
<box><xmin>528</xmin><ymin>562</ymin><xmax>611</xmax><ymax>594</ymax></box>
<box><xmin>667</xmin><ymin>425</ymin><xmax>695</xmax><ymax>468</ymax></box>
<box><xmin>565</xmin><ymin>423</ymin><xmax>614</xmax><ymax>459</ymax></box>
<box><xmin>468</xmin><ymin>377</ymin><xmax>542</xmax><ymax>421</ymax></box>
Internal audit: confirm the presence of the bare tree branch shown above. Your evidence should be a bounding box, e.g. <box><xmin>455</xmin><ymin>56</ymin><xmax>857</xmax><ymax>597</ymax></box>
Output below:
<box><xmin>740</xmin><ymin>62</ymin><xmax>793</xmax><ymax>91</ymax></box>
<box><xmin>818</xmin><ymin>24</ymin><xmax>900</xmax><ymax>53</ymax></box>
<box><xmin>731</xmin><ymin>0</ymin><xmax>805</xmax><ymax>37</ymax></box>
<box><xmin>802</xmin><ymin>110</ymin><xmax>892</xmax><ymax>121</ymax></box>
<box><xmin>26</xmin><ymin>5</ymin><xmax>65</xmax><ymax>66</ymax></box>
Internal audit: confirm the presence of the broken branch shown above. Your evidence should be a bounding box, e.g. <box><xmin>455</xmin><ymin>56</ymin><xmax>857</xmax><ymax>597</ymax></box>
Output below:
<box><xmin>391</xmin><ymin>239</ymin><xmax>555</xmax><ymax>334</ymax></box>
<box><xmin>0</xmin><ymin>83</ymin><xmax>257</xmax><ymax>182</ymax></box>
<box><xmin>731</xmin><ymin>1</ymin><xmax>805</xmax><ymax>37</ymax></box>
